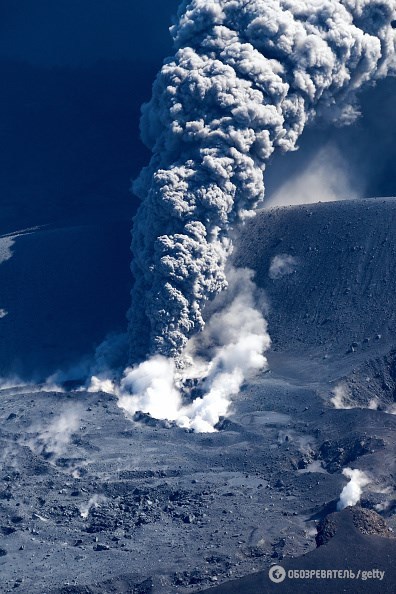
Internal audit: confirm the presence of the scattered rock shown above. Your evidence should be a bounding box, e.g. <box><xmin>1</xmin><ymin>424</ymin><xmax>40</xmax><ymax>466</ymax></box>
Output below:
<box><xmin>133</xmin><ymin>411</ymin><xmax>173</xmax><ymax>429</ymax></box>
<box><xmin>247</xmin><ymin>546</ymin><xmax>266</xmax><ymax>558</ymax></box>
<box><xmin>214</xmin><ymin>417</ymin><xmax>240</xmax><ymax>431</ymax></box>
<box><xmin>11</xmin><ymin>516</ymin><xmax>23</xmax><ymax>524</ymax></box>
<box><xmin>93</xmin><ymin>543</ymin><xmax>110</xmax><ymax>551</ymax></box>
<box><xmin>1</xmin><ymin>526</ymin><xmax>16</xmax><ymax>535</ymax></box>
<box><xmin>351</xmin><ymin>507</ymin><xmax>395</xmax><ymax>537</ymax></box>
<box><xmin>319</xmin><ymin>435</ymin><xmax>384</xmax><ymax>472</ymax></box>
<box><xmin>134</xmin><ymin>577</ymin><xmax>153</xmax><ymax>594</ymax></box>
<box><xmin>316</xmin><ymin>516</ymin><xmax>337</xmax><ymax>547</ymax></box>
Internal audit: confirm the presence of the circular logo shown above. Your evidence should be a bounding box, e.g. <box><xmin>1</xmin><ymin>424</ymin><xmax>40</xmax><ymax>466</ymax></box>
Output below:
<box><xmin>269</xmin><ymin>565</ymin><xmax>286</xmax><ymax>583</ymax></box>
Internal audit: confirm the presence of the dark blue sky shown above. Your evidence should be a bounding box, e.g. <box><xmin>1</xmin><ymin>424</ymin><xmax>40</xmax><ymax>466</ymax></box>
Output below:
<box><xmin>0</xmin><ymin>0</ymin><xmax>179</xmax><ymax>66</ymax></box>
<box><xmin>0</xmin><ymin>1</ymin><xmax>179</xmax><ymax>378</ymax></box>
<box><xmin>0</xmin><ymin>0</ymin><xmax>179</xmax><ymax>234</ymax></box>
<box><xmin>0</xmin><ymin>0</ymin><xmax>395</xmax><ymax>235</ymax></box>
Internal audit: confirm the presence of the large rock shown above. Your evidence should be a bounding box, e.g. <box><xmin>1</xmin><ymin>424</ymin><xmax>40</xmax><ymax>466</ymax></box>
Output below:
<box><xmin>316</xmin><ymin>507</ymin><xmax>394</xmax><ymax>546</ymax></box>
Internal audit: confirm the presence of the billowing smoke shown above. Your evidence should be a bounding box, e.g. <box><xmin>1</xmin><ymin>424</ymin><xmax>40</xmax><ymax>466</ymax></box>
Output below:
<box><xmin>129</xmin><ymin>0</ymin><xmax>396</xmax><ymax>364</ymax></box>
<box><xmin>94</xmin><ymin>268</ymin><xmax>270</xmax><ymax>432</ymax></box>
<box><xmin>337</xmin><ymin>467</ymin><xmax>371</xmax><ymax>510</ymax></box>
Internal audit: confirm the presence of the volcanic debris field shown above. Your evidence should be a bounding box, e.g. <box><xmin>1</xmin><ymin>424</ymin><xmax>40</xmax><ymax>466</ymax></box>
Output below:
<box><xmin>0</xmin><ymin>199</ymin><xmax>396</xmax><ymax>593</ymax></box>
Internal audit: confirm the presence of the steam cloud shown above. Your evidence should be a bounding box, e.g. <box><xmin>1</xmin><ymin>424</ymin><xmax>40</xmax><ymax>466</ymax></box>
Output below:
<box><xmin>129</xmin><ymin>0</ymin><xmax>396</xmax><ymax>363</ymax></box>
<box><xmin>330</xmin><ymin>383</ymin><xmax>379</xmax><ymax>410</ymax></box>
<box><xmin>337</xmin><ymin>467</ymin><xmax>371</xmax><ymax>510</ymax></box>
<box><xmin>266</xmin><ymin>144</ymin><xmax>360</xmax><ymax>207</ymax></box>
<box><xmin>80</xmin><ymin>495</ymin><xmax>107</xmax><ymax>519</ymax></box>
<box><xmin>93</xmin><ymin>268</ymin><xmax>270</xmax><ymax>432</ymax></box>
<box><xmin>36</xmin><ymin>409</ymin><xmax>81</xmax><ymax>456</ymax></box>
<box><xmin>330</xmin><ymin>383</ymin><xmax>353</xmax><ymax>409</ymax></box>
<box><xmin>24</xmin><ymin>408</ymin><xmax>82</xmax><ymax>459</ymax></box>
<box><xmin>0</xmin><ymin>237</ymin><xmax>15</xmax><ymax>265</ymax></box>
<box><xmin>269</xmin><ymin>254</ymin><xmax>298</xmax><ymax>279</ymax></box>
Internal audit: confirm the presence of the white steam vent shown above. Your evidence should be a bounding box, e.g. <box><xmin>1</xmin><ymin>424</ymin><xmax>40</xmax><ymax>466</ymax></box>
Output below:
<box><xmin>93</xmin><ymin>268</ymin><xmax>271</xmax><ymax>432</ymax></box>
<box><xmin>337</xmin><ymin>467</ymin><xmax>371</xmax><ymax>510</ymax></box>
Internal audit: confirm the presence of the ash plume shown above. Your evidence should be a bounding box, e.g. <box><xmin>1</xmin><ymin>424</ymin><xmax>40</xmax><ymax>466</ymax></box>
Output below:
<box><xmin>89</xmin><ymin>0</ymin><xmax>396</xmax><ymax>432</ymax></box>
<box><xmin>129</xmin><ymin>0</ymin><xmax>396</xmax><ymax>363</ymax></box>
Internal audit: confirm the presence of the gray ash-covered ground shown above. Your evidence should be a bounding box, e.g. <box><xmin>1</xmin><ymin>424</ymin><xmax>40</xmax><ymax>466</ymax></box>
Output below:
<box><xmin>201</xmin><ymin>507</ymin><xmax>396</xmax><ymax>594</ymax></box>
<box><xmin>0</xmin><ymin>198</ymin><xmax>395</xmax><ymax>592</ymax></box>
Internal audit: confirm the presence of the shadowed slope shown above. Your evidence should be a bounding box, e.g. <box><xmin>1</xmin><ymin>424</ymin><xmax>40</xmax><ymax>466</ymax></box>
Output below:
<box><xmin>235</xmin><ymin>198</ymin><xmax>396</xmax><ymax>375</ymax></box>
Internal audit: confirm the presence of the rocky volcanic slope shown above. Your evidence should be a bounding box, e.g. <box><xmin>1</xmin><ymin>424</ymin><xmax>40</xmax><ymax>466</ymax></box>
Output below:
<box><xmin>0</xmin><ymin>198</ymin><xmax>395</xmax><ymax>593</ymax></box>
<box><xmin>235</xmin><ymin>198</ymin><xmax>396</xmax><ymax>389</ymax></box>
<box><xmin>201</xmin><ymin>507</ymin><xmax>396</xmax><ymax>593</ymax></box>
